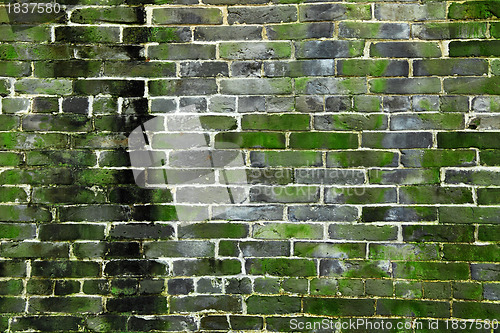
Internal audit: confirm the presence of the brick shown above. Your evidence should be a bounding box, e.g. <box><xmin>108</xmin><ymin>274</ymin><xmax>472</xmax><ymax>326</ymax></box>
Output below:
<box><xmin>369</xmin><ymin>243</ymin><xmax>440</xmax><ymax>261</ymax></box>
<box><xmin>413</xmin><ymin>23</ymin><xmax>487</xmax><ymax>39</ymax></box>
<box><xmin>73</xmin><ymin>79</ymin><xmax>144</xmax><ymax>97</ymax></box>
<box><xmin>144</xmin><ymin>241</ymin><xmax>214</xmax><ymax>258</ymax></box>
<box><xmin>104</xmin><ymin>260</ymin><xmax>166</xmax><ymax>276</ymax></box>
<box><xmin>0</xmin><ymin>223</ymin><xmax>35</xmax><ymax>240</ymax></box>
<box><xmin>59</xmin><ymin>205</ymin><xmax>129</xmax><ymax>222</ymax></box>
<box><xmin>414</xmin><ymin>59</ymin><xmax>488</xmax><ymax>77</ymax></box>
<box><xmin>471</xmin><ymin>264</ymin><xmax>500</xmax><ymax>281</ymax></box>
<box><xmin>362</xmin><ymin>206</ymin><xmax>437</xmax><ymax>222</ymax></box>
<box><xmin>15</xmin><ymin>78</ymin><xmax>72</xmax><ymax>95</ymax></box>
<box><xmin>0</xmin><ymin>61</ymin><xmax>30</xmax><ymax>76</ymax></box>
<box><xmin>368</xmin><ymin>169</ymin><xmax>440</xmax><ymax>185</ymax></box>
<box><xmin>453</xmin><ymin>301</ymin><xmax>500</xmax><ymax>319</ymax></box>
<box><xmin>374</xmin><ymin>3</ymin><xmax>446</xmax><ymax>21</ymax></box>
<box><xmin>153</xmin><ymin>7</ymin><xmax>223</xmax><ymax>25</ymax></box>
<box><xmin>222</xmin><ymin>241</ymin><xmax>289</xmax><ymax>257</ymax></box>
<box><xmin>326</xmin><ymin>186</ymin><xmax>397</xmax><ymax>204</ymax></box>
<box><xmin>478</xmin><ymin>188</ymin><xmax>500</xmax><ymax>205</ymax></box>
<box><xmin>55</xmin><ymin>26</ymin><xmax>120</xmax><ymax>44</ymax></box>
<box><xmin>412</xmin><ymin>95</ymin><xmax>439</xmax><ymax>111</ymax></box>
<box><xmin>399</xmin><ymin>186</ymin><xmax>473</xmax><ymax>204</ymax></box>
<box><xmin>478</xmin><ymin>226</ymin><xmax>500</xmax><ymax>242</ymax></box>
<box><xmin>167</xmin><ymin>279</ymin><xmax>193</xmax><ymax>295</ymax></box>
<box><xmin>247</xmin><ymin>295</ymin><xmax>300</xmax><ymax>314</ymax></box>
<box><xmin>123</xmin><ymin>27</ymin><xmax>191</xmax><ymax>43</ymax></box>
<box><xmin>22</xmin><ymin>114</ymin><xmax>91</xmax><ymax>132</ymax></box>
<box><xmin>0</xmin><ymin>25</ymin><xmax>50</xmax><ymax>42</ymax></box>
<box><xmin>110</xmin><ymin>223</ymin><xmax>174</xmax><ymax>240</ymax></box>
<box><xmin>445</xmin><ymin>169</ymin><xmax>500</xmax><ymax>186</ymax></box>
<box><xmin>0</xmin><ymin>205</ymin><xmax>51</xmax><ymax>222</ymax></box>
<box><xmin>10</xmin><ymin>316</ymin><xmax>84</xmax><ymax>332</ymax></box>
<box><xmin>220</xmin><ymin>42</ymin><xmax>291</xmax><ymax>60</ymax></box>
<box><xmin>253</xmin><ymin>223</ymin><xmax>323</xmax><ymax>239</ymax></box>
<box><xmin>383</xmin><ymin>96</ymin><xmax>411</xmax><ymax>113</ymax></box>
<box><xmin>440</xmin><ymin>207</ymin><xmax>500</xmax><ymax>224</ymax></box>
<box><xmin>28</xmin><ymin>296</ymin><xmax>102</xmax><ymax>314</ymax></box>
<box><xmin>444</xmin><ymin>244</ymin><xmax>499</xmax><ymax>262</ymax></box>
<box><xmin>128</xmin><ymin>316</ymin><xmax>197</xmax><ymax>332</ymax></box>
<box><xmin>231</xmin><ymin>61</ymin><xmax>262</xmax><ymax>77</ymax></box>
<box><xmin>366</xmin><ymin>279</ymin><xmax>393</xmax><ymax>297</ymax></box>
<box><xmin>294</xmin><ymin>242</ymin><xmax>365</xmax><ymax>259</ymax></box>
<box><xmin>195</xmin><ymin>26</ymin><xmax>262</xmax><ymax>41</ymax></box>
<box><xmin>62</xmin><ymin>97</ymin><xmax>89</xmax><ymax>114</ymax></box>
<box><xmin>362</xmin><ymin>132</ymin><xmax>433</xmax><ymax>149</ymax></box>
<box><xmin>449</xmin><ymin>41</ymin><xmax>500</xmax><ymax>57</ymax></box>
<box><xmin>295</xmin><ymin>40</ymin><xmax>364</xmax><ymax>59</ymax></box>
<box><xmin>103</xmin><ymin>61</ymin><xmax>175</xmax><ymax>78</ymax></box>
<box><xmin>149</xmin><ymin>78</ymin><xmax>216</xmax><ymax>96</ymax></box>
<box><xmin>74</xmin><ymin>45</ymin><xmax>144</xmax><ymax>60</ymax></box>
<box><xmin>370</xmin><ymin>42</ymin><xmax>441</xmax><ymax>58</ymax></box>
<box><xmin>0</xmin><ymin>261</ymin><xmax>26</xmax><ymax>277</ymax></box>
<box><xmin>377</xmin><ymin>299</ymin><xmax>449</xmax><ymax>318</ymax></box>
<box><xmin>439</xmin><ymin>132</ymin><xmax>500</xmax><ymax>149</ymax></box>
<box><xmin>179</xmin><ymin>61</ymin><xmax>228</xmax><ymax>78</ymax></box>
<box><xmin>250</xmin><ymin>151</ymin><xmax>322</xmax><ymax>167</ymax></box>
<box><xmin>173</xmin><ymin>259</ymin><xmax>241</xmax><ymax>276</ymax></box>
<box><xmin>329</xmin><ymin>224</ymin><xmax>398</xmax><ymax>241</ymax></box>
<box><xmin>325</xmin><ymin>96</ymin><xmax>352</xmax><ymax>111</ymax></box>
<box><xmin>444</xmin><ymin>77</ymin><xmax>500</xmax><ymax>95</ymax></box>
<box><xmin>32</xmin><ymin>261</ymin><xmax>100</xmax><ymax>278</ymax></box>
<box><xmin>483</xmin><ymin>283</ymin><xmax>500</xmax><ymax>301</ymax></box>
<box><xmin>0</xmin><ymin>169</ymin><xmax>73</xmax><ymax>186</ymax></box>
<box><xmin>338</xmin><ymin>59</ymin><xmax>408</xmax><ymax>77</ymax></box>
<box><xmin>448</xmin><ymin>1</ymin><xmax>500</xmax><ymax>20</ymax></box>
<box><xmin>228</xmin><ymin>6</ymin><xmax>297</xmax><ymax>24</ymax></box>
<box><xmin>290</xmin><ymin>132</ymin><xmax>358</xmax><ymax>149</ymax></box>
<box><xmin>266</xmin><ymin>23</ymin><xmax>333</xmax><ymax>40</ymax></box>
<box><xmin>340</xmin><ymin>22</ymin><xmax>410</xmax><ymax>39</ymax></box>
<box><xmin>315</xmin><ymin>114</ymin><xmax>387</xmax><ymax>131</ymax></box>
<box><xmin>242</xmin><ymin>114</ymin><xmax>309</xmax><ymax>131</ymax></box>
<box><xmin>148</xmin><ymin>44</ymin><xmax>216</xmax><ymax>60</ymax></box>
<box><xmin>403</xmin><ymin>225</ymin><xmax>474</xmax><ymax>243</ymax></box>
<box><xmin>393</xmin><ymin>262</ymin><xmax>470</xmax><ymax>280</ymax></box>
<box><xmin>246</xmin><ymin>258</ymin><xmax>316</xmax><ymax>277</ymax></box>
<box><xmin>0</xmin><ymin>44</ymin><xmax>73</xmax><ymax>61</ymax></box>
<box><xmin>264</xmin><ymin>60</ymin><xmax>334</xmax><ymax>77</ymax></box>
<box><xmin>179</xmin><ymin>223</ymin><xmax>249</xmax><ymax>238</ymax></box>
<box><xmin>370</xmin><ymin>78</ymin><xmax>441</xmax><ymax>94</ymax></box>
<box><xmin>107</xmin><ymin>296</ymin><xmax>168</xmax><ymax>314</ymax></box>
<box><xmin>299</xmin><ymin>3</ymin><xmax>371</xmax><ymax>21</ymax></box>
<box><xmin>401</xmin><ymin>149</ymin><xmax>476</xmax><ymax>167</ymax></box>
<box><xmin>327</xmin><ymin>151</ymin><xmax>398</xmax><ymax>167</ymax></box>
<box><xmin>296</xmin><ymin>169</ymin><xmax>365</xmax><ymax>185</ymax></box>
<box><xmin>440</xmin><ymin>96</ymin><xmax>469</xmax><ymax>113</ymax></box>
<box><xmin>70</xmin><ymin>7</ymin><xmax>145</xmax><ymax>24</ymax></box>
<box><xmin>320</xmin><ymin>260</ymin><xmax>391</xmax><ymax>278</ymax></box>
<box><xmin>215</xmin><ymin>132</ymin><xmax>285</xmax><ymax>149</ymax></box>
<box><xmin>1</xmin><ymin>242</ymin><xmax>68</xmax><ymax>259</ymax></box>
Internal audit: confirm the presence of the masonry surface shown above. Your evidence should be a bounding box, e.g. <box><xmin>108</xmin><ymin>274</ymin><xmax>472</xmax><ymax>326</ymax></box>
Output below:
<box><xmin>0</xmin><ymin>0</ymin><xmax>499</xmax><ymax>332</ymax></box>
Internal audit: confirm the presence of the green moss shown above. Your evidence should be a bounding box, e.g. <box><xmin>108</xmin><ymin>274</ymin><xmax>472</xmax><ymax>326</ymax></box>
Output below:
<box><xmin>0</xmin><ymin>152</ymin><xmax>22</xmax><ymax>166</ymax></box>
<box><xmin>448</xmin><ymin>1</ymin><xmax>500</xmax><ymax>19</ymax></box>
<box><xmin>253</xmin><ymin>258</ymin><xmax>316</xmax><ymax>276</ymax></box>
<box><xmin>0</xmin><ymin>225</ymin><xmax>21</xmax><ymax>239</ymax></box>
<box><xmin>369</xmin><ymin>79</ymin><xmax>387</xmax><ymax>93</ymax></box>
<box><xmin>294</xmin><ymin>77</ymin><xmax>309</xmax><ymax>92</ymax></box>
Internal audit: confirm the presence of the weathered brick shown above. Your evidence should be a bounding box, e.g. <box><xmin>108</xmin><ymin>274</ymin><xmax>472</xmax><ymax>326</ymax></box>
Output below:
<box><xmin>393</xmin><ymin>262</ymin><xmax>470</xmax><ymax>280</ymax></box>
<box><xmin>55</xmin><ymin>26</ymin><xmax>120</xmax><ymax>44</ymax></box>
<box><xmin>290</xmin><ymin>132</ymin><xmax>358</xmax><ymax>149</ymax></box>
<box><xmin>444</xmin><ymin>244</ymin><xmax>499</xmax><ymax>262</ymax></box>
<box><xmin>440</xmin><ymin>207</ymin><xmax>500</xmax><ymax>224</ymax></box>
<box><xmin>403</xmin><ymin>225</ymin><xmax>474</xmax><ymax>243</ymax></box>
<box><xmin>149</xmin><ymin>78</ymin><xmax>216</xmax><ymax>96</ymax></box>
<box><xmin>266</xmin><ymin>23</ymin><xmax>333</xmax><ymax>40</ymax></box>
<box><xmin>444</xmin><ymin>77</ymin><xmax>500</xmax><ymax>95</ymax></box>
<box><xmin>362</xmin><ymin>132</ymin><xmax>433</xmax><ymax>149</ymax></box>
<box><xmin>370</xmin><ymin>243</ymin><xmax>440</xmax><ymax>261</ymax></box>
<box><xmin>253</xmin><ymin>223</ymin><xmax>323</xmax><ymax>239</ymax></box>
<box><xmin>375</xmin><ymin>3</ymin><xmax>446</xmax><ymax>21</ymax></box>
<box><xmin>195</xmin><ymin>26</ymin><xmax>262</xmax><ymax>41</ymax></box>
<box><xmin>326</xmin><ymin>186</ymin><xmax>397</xmax><ymax>204</ymax></box>
<box><xmin>377</xmin><ymin>299</ymin><xmax>449</xmax><ymax>318</ymax></box>
<box><xmin>246</xmin><ymin>258</ymin><xmax>316</xmax><ymax>277</ymax></box>
<box><xmin>128</xmin><ymin>316</ymin><xmax>197</xmax><ymax>332</ymax></box>
<box><xmin>295</xmin><ymin>242</ymin><xmax>365</xmax><ymax>259</ymax></box>
<box><xmin>71</xmin><ymin>7</ymin><xmax>145</xmax><ymax>24</ymax></box>
<box><xmin>453</xmin><ymin>301</ymin><xmax>500</xmax><ymax>319</ymax></box>
<box><xmin>123</xmin><ymin>27</ymin><xmax>191</xmax><ymax>43</ymax></box>
<box><xmin>448</xmin><ymin>1</ymin><xmax>500</xmax><ymax>20</ymax></box>
<box><xmin>242</xmin><ymin>114</ymin><xmax>309</xmax><ymax>131</ymax></box>
<box><xmin>414</xmin><ymin>59</ymin><xmax>488</xmax><ymax>77</ymax></box>
<box><xmin>220</xmin><ymin>42</ymin><xmax>291</xmax><ymax>60</ymax></box>
<box><xmin>228</xmin><ymin>6</ymin><xmax>297</xmax><ymax>24</ymax></box>
<box><xmin>153</xmin><ymin>7</ymin><xmax>223</xmax><ymax>24</ymax></box>
<box><xmin>399</xmin><ymin>186</ymin><xmax>473</xmax><ymax>204</ymax></box>
<box><xmin>107</xmin><ymin>296</ymin><xmax>168</xmax><ymax>314</ymax></box>
<box><xmin>329</xmin><ymin>224</ymin><xmax>398</xmax><ymax>241</ymax></box>
<box><xmin>32</xmin><ymin>261</ymin><xmax>100</xmax><ymax>278</ymax></box>
<box><xmin>370</xmin><ymin>78</ymin><xmax>441</xmax><ymax>94</ymax></box>
<box><xmin>39</xmin><ymin>224</ymin><xmax>105</xmax><ymax>241</ymax></box>
<box><xmin>413</xmin><ymin>23</ymin><xmax>487</xmax><ymax>39</ymax></box>
<box><xmin>320</xmin><ymin>260</ymin><xmax>391</xmax><ymax>278</ymax></box>
<box><xmin>28</xmin><ymin>296</ymin><xmax>102</xmax><ymax>314</ymax></box>
<box><xmin>370</xmin><ymin>42</ymin><xmax>441</xmax><ymax>58</ymax></box>
<box><xmin>401</xmin><ymin>149</ymin><xmax>476</xmax><ymax>167</ymax></box>
<box><xmin>327</xmin><ymin>151</ymin><xmax>398</xmax><ymax>167</ymax></box>
<box><xmin>445</xmin><ymin>169</ymin><xmax>500</xmax><ymax>186</ymax></box>
<box><xmin>173</xmin><ymin>259</ymin><xmax>241</xmax><ymax>276</ymax></box>
<box><xmin>148</xmin><ymin>44</ymin><xmax>216</xmax><ymax>60</ymax></box>
<box><xmin>295</xmin><ymin>40</ymin><xmax>364</xmax><ymax>59</ymax></box>
<box><xmin>340</xmin><ymin>22</ymin><xmax>410</xmax><ymax>39</ymax></box>
<box><xmin>299</xmin><ymin>3</ymin><xmax>371</xmax><ymax>22</ymax></box>
<box><xmin>338</xmin><ymin>59</ymin><xmax>408</xmax><ymax>77</ymax></box>
<box><xmin>362</xmin><ymin>206</ymin><xmax>437</xmax><ymax>222</ymax></box>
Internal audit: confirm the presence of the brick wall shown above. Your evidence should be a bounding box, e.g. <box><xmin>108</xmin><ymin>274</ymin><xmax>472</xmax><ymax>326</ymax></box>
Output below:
<box><xmin>0</xmin><ymin>0</ymin><xmax>499</xmax><ymax>331</ymax></box>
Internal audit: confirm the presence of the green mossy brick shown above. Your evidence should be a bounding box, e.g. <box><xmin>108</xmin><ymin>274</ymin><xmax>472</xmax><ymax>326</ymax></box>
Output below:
<box><xmin>401</xmin><ymin>149</ymin><xmax>476</xmax><ymax>167</ymax></box>
<box><xmin>369</xmin><ymin>243</ymin><xmax>440</xmax><ymax>261</ymax></box>
<box><xmin>73</xmin><ymin>79</ymin><xmax>144</xmax><ymax>97</ymax></box>
<box><xmin>250</xmin><ymin>185</ymin><xmax>319</xmax><ymax>203</ymax></box>
<box><xmin>39</xmin><ymin>224</ymin><xmax>105</xmax><ymax>241</ymax></box>
<box><xmin>0</xmin><ymin>169</ymin><xmax>73</xmax><ymax>186</ymax></box>
<box><xmin>320</xmin><ymin>260</ymin><xmax>390</xmax><ymax>278</ymax></box>
<box><xmin>0</xmin><ymin>61</ymin><xmax>31</xmax><ymax>76</ymax></box>
<box><xmin>353</xmin><ymin>95</ymin><xmax>382</xmax><ymax>112</ymax></box>
<box><xmin>108</xmin><ymin>187</ymin><xmax>173</xmax><ymax>204</ymax></box>
<box><xmin>0</xmin><ymin>205</ymin><xmax>51</xmax><ymax>222</ymax></box>
<box><xmin>103</xmin><ymin>61</ymin><xmax>176</xmax><ymax>78</ymax></box>
<box><xmin>1</xmin><ymin>242</ymin><xmax>68</xmax><ymax>258</ymax></box>
<box><xmin>478</xmin><ymin>226</ymin><xmax>500</xmax><ymax>241</ymax></box>
<box><xmin>453</xmin><ymin>282</ymin><xmax>482</xmax><ymax>301</ymax></box>
<box><xmin>444</xmin><ymin>77</ymin><xmax>500</xmax><ymax>95</ymax></box>
<box><xmin>149</xmin><ymin>78</ymin><xmax>217</xmax><ymax>96</ymax></box>
<box><xmin>250</xmin><ymin>151</ymin><xmax>322</xmax><ymax>167</ymax></box>
<box><xmin>443</xmin><ymin>244</ymin><xmax>500</xmax><ymax>262</ymax></box>
<box><xmin>327</xmin><ymin>151</ymin><xmax>398</xmax><ymax>167</ymax></box>
<box><xmin>492</xmin><ymin>23</ymin><xmax>500</xmax><ymax>39</ymax></box>
<box><xmin>282</xmin><ymin>278</ymin><xmax>308</xmax><ymax>294</ymax></box>
<box><xmin>242</xmin><ymin>114</ymin><xmax>310</xmax><ymax>131</ymax></box>
<box><xmin>153</xmin><ymin>7</ymin><xmax>223</xmax><ymax>25</ymax></box>
<box><xmin>254</xmin><ymin>277</ymin><xmax>280</xmax><ymax>294</ymax></box>
<box><xmin>403</xmin><ymin>225</ymin><xmax>474</xmax><ymax>242</ymax></box>
<box><xmin>0</xmin><ymin>25</ymin><xmax>50</xmax><ymax>42</ymax></box>
<box><xmin>441</xmin><ymin>206</ymin><xmax>500</xmax><ymax>224</ymax></box>
<box><xmin>172</xmin><ymin>259</ymin><xmax>241</xmax><ymax>276</ymax></box>
<box><xmin>0</xmin><ymin>297</ymin><xmax>25</xmax><ymax>313</ymax></box>
<box><xmin>0</xmin><ymin>187</ymin><xmax>27</xmax><ymax>203</ymax></box>
<box><xmin>0</xmin><ymin>223</ymin><xmax>35</xmax><ymax>240</ymax></box>
<box><xmin>399</xmin><ymin>186</ymin><xmax>473</xmax><ymax>204</ymax></box>
<box><xmin>340</xmin><ymin>22</ymin><xmax>410</xmax><ymax>39</ymax></box>
<box><xmin>449</xmin><ymin>41</ymin><xmax>500</xmax><ymax>57</ymax></box>
<box><xmin>481</xmin><ymin>149</ymin><xmax>500</xmax><ymax>165</ymax></box>
<box><xmin>27</xmin><ymin>151</ymin><xmax>95</xmax><ymax>167</ymax></box>
<box><xmin>15</xmin><ymin>78</ymin><xmax>72</xmax><ymax>95</ymax></box>
<box><xmin>266</xmin><ymin>22</ymin><xmax>333</xmax><ymax>40</ymax></box>
<box><xmin>338</xmin><ymin>279</ymin><xmax>364</xmax><ymax>297</ymax></box>
<box><xmin>55</xmin><ymin>26</ymin><xmax>120</xmax><ymax>43</ymax></box>
<box><xmin>0</xmin><ymin>280</ymin><xmax>23</xmax><ymax>295</ymax></box>
<box><xmin>0</xmin><ymin>260</ymin><xmax>26</xmax><ymax>277</ymax></box>
<box><xmin>315</xmin><ymin>114</ymin><xmax>387</xmax><ymax>131</ymax></box>
<box><xmin>149</xmin><ymin>44</ymin><xmax>216</xmax><ymax>60</ymax></box>
<box><xmin>0</xmin><ymin>152</ymin><xmax>22</xmax><ymax>166</ymax></box>
<box><xmin>303</xmin><ymin>298</ymin><xmax>375</xmax><ymax>316</ymax></box>
<box><xmin>391</xmin><ymin>113</ymin><xmax>464</xmax><ymax>131</ymax></box>
<box><xmin>423</xmin><ymin>282</ymin><xmax>451</xmax><ymax>300</ymax></box>
<box><xmin>394</xmin><ymin>281</ymin><xmax>422</xmax><ymax>299</ymax></box>
<box><xmin>29</xmin><ymin>296</ymin><xmax>102</xmax><ymax>313</ymax></box>
<box><xmin>446</xmin><ymin>169</ymin><xmax>500</xmax><ymax>186</ymax></box>
<box><xmin>178</xmin><ymin>223</ymin><xmax>248</xmax><ymax>239</ymax></box>
<box><xmin>0</xmin><ymin>44</ymin><xmax>72</xmax><ymax>61</ymax></box>
<box><xmin>478</xmin><ymin>188</ymin><xmax>500</xmax><ymax>205</ymax></box>
<box><xmin>338</xmin><ymin>59</ymin><xmax>408</xmax><ymax>77</ymax></box>
<box><xmin>215</xmin><ymin>132</ymin><xmax>286</xmax><ymax>149</ymax></box>
<box><xmin>299</xmin><ymin>3</ymin><xmax>371</xmax><ymax>21</ymax></box>
<box><xmin>144</xmin><ymin>241</ymin><xmax>215</xmax><ymax>258</ymax></box>
<box><xmin>59</xmin><ymin>205</ymin><xmax>130</xmax><ymax>222</ymax></box>
<box><xmin>310</xmin><ymin>278</ymin><xmax>338</xmax><ymax>295</ymax></box>
<box><xmin>130</xmin><ymin>205</ymin><xmax>178</xmax><ymax>221</ymax></box>
<box><xmin>369</xmin><ymin>78</ymin><xmax>441</xmax><ymax>94</ymax></box>
<box><xmin>377</xmin><ymin>299</ymin><xmax>449</xmax><ymax>318</ymax></box>
<box><xmin>294</xmin><ymin>242</ymin><xmax>366</xmax><ymax>259</ymax></box>
<box><xmin>370</xmin><ymin>42</ymin><xmax>441</xmax><ymax>58</ymax></box>
<box><xmin>453</xmin><ymin>301</ymin><xmax>500</xmax><ymax>319</ymax></box>
<box><xmin>71</xmin><ymin>7</ymin><xmax>145</xmax><ymax>24</ymax></box>
<box><xmin>218</xmin><ymin>240</ymin><xmax>239</xmax><ymax>256</ymax></box>
<box><xmin>326</xmin><ymin>186</ymin><xmax>397</xmax><ymax>204</ymax></box>
<box><xmin>413</xmin><ymin>22</ymin><xmax>487</xmax><ymax>39</ymax></box>
<box><xmin>22</xmin><ymin>114</ymin><xmax>91</xmax><ymax>132</ymax></box>
<box><xmin>329</xmin><ymin>224</ymin><xmax>398</xmax><ymax>241</ymax></box>
<box><xmin>362</xmin><ymin>206</ymin><xmax>437</xmax><ymax>222</ymax></box>
<box><xmin>253</xmin><ymin>223</ymin><xmax>323</xmax><ymax>239</ymax></box>
<box><xmin>289</xmin><ymin>132</ymin><xmax>358</xmax><ymax>149</ymax></box>
<box><xmin>392</xmin><ymin>262</ymin><xmax>470</xmax><ymax>280</ymax></box>
<box><xmin>123</xmin><ymin>27</ymin><xmax>191</xmax><ymax>43</ymax></box>
<box><xmin>295</xmin><ymin>77</ymin><xmax>366</xmax><ymax>95</ymax></box>
<box><xmin>247</xmin><ymin>295</ymin><xmax>301</xmax><ymax>314</ymax></box>
<box><xmin>0</xmin><ymin>115</ymin><xmax>19</xmax><ymax>131</ymax></box>
<box><xmin>365</xmin><ymin>279</ymin><xmax>393</xmax><ymax>297</ymax></box>
<box><xmin>439</xmin><ymin>132</ymin><xmax>500</xmax><ymax>149</ymax></box>
<box><xmin>448</xmin><ymin>1</ymin><xmax>500</xmax><ymax>19</ymax></box>
<box><xmin>34</xmin><ymin>60</ymin><xmax>102</xmax><ymax>78</ymax></box>
<box><xmin>369</xmin><ymin>169</ymin><xmax>440</xmax><ymax>185</ymax></box>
